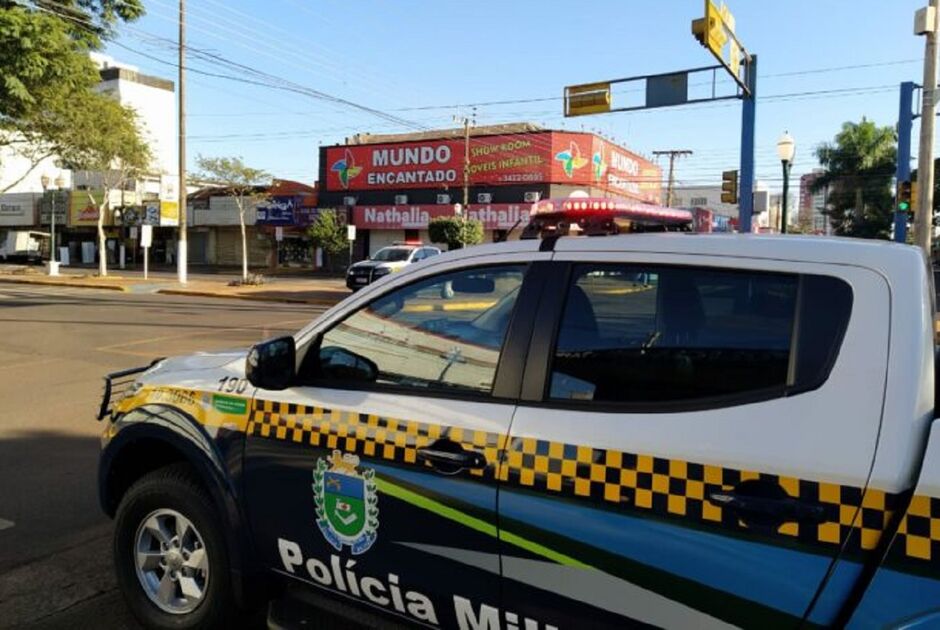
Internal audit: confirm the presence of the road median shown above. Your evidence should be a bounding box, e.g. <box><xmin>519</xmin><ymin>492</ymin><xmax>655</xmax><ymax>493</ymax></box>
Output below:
<box><xmin>156</xmin><ymin>287</ymin><xmax>345</xmax><ymax>306</ymax></box>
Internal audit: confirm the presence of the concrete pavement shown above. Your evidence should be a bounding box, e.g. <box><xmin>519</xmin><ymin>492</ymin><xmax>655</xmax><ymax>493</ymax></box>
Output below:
<box><xmin>0</xmin><ymin>285</ymin><xmax>323</xmax><ymax>628</ymax></box>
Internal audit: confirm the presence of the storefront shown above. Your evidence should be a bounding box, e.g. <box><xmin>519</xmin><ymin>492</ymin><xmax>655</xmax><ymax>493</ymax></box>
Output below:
<box><xmin>317</xmin><ymin>125</ymin><xmax>662</xmax><ymax>256</ymax></box>
<box><xmin>0</xmin><ymin>193</ymin><xmax>39</xmax><ymax>229</ymax></box>
<box><xmin>255</xmin><ymin>181</ymin><xmax>320</xmax><ymax>269</ymax></box>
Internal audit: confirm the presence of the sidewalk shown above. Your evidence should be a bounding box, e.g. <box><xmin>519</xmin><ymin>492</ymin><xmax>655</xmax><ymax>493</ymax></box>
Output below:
<box><xmin>0</xmin><ymin>265</ymin><xmax>349</xmax><ymax>305</ymax></box>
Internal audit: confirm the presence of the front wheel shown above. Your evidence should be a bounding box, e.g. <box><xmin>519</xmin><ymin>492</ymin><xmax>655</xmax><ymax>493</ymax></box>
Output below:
<box><xmin>113</xmin><ymin>464</ymin><xmax>237</xmax><ymax>629</ymax></box>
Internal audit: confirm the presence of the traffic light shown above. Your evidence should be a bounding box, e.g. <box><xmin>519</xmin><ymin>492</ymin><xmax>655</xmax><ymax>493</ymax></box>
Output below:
<box><xmin>721</xmin><ymin>169</ymin><xmax>738</xmax><ymax>204</ymax></box>
<box><xmin>898</xmin><ymin>180</ymin><xmax>912</xmax><ymax>218</ymax></box>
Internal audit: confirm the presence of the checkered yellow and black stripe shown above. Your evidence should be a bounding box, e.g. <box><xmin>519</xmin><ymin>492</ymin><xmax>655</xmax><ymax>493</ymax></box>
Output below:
<box><xmin>247</xmin><ymin>399</ymin><xmax>506</xmax><ymax>479</ymax></box>
<box><xmin>894</xmin><ymin>495</ymin><xmax>940</xmax><ymax>562</ymax></box>
<box><xmin>247</xmin><ymin>397</ymin><xmax>907</xmax><ymax>559</ymax></box>
<box><xmin>499</xmin><ymin>436</ymin><xmax>901</xmax><ymax>555</ymax></box>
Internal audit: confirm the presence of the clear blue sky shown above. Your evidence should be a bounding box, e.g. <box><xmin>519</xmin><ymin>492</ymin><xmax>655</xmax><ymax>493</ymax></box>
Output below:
<box><xmin>107</xmin><ymin>0</ymin><xmax>929</xmax><ymax>192</ymax></box>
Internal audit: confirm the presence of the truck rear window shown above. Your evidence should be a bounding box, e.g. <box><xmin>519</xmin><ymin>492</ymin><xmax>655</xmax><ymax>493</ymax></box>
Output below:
<box><xmin>549</xmin><ymin>264</ymin><xmax>852</xmax><ymax>408</ymax></box>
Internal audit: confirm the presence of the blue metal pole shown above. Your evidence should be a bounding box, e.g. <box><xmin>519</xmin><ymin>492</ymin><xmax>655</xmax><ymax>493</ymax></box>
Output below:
<box><xmin>739</xmin><ymin>55</ymin><xmax>757</xmax><ymax>233</ymax></box>
<box><xmin>895</xmin><ymin>81</ymin><xmax>915</xmax><ymax>243</ymax></box>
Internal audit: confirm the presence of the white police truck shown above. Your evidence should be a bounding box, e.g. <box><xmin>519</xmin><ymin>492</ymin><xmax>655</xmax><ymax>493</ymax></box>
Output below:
<box><xmin>98</xmin><ymin>225</ymin><xmax>940</xmax><ymax>629</ymax></box>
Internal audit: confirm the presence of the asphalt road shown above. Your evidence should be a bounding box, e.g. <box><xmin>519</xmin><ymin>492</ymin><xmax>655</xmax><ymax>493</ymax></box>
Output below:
<box><xmin>0</xmin><ymin>285</ymin><xmax>331</xmax><ymax>629</ymax></box>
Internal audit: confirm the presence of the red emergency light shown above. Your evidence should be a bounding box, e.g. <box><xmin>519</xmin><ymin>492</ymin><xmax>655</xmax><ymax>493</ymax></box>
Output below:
<box><xmin>522</xmin><ymin>197</ymin><xmax>693</xmax><ymax>239</ymax></box>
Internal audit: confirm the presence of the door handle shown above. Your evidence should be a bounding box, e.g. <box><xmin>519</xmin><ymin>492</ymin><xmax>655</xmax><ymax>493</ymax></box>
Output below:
<box><xmin>708</xmin><ymin>490</ymin><xmax>827</xmax><ymax>524</ymax></box>
<box><xmin>417</xmin><ymin>441</ymin><xmax>487</xmax><ymax>474</ymax></box>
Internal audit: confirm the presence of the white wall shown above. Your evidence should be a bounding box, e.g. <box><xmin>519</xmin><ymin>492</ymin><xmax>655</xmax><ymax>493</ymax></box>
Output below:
<box><xmin>194</xmin><ymin>196</ymin><xmax>261</xmax><ymax>226</ymax></box>
<box><xmin>97</xmin><ymin>74</ymin><xmax>175</xmax><ymax>176</ymax></box>
<box><xmin>0</xmin><ymin>145</ymin><xmax>71</xmax><ymax>195</ymax></box>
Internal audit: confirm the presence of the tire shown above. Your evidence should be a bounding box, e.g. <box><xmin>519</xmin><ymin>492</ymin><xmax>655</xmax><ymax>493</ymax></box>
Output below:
<box><xmin>113</xmin><ymin>464</ymin><xmax>238</xmax><ymax>629</ymax></box>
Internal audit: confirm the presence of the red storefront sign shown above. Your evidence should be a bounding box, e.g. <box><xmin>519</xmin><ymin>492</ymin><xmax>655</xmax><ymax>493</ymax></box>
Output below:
<box><xmin>324</xmin><ymin>132</ymin><xmax>662</xmax><ymax>203</ymax></box>
<box><xmin>352</xmin><ymin>204</ymin><xmax>532</xmax><ymax>230</ymax></box>
<box><xmin>325</xmin><ymin>134</ymin><xmax>548</xmax><ymax>192</ymax></box>
<box><xmin>548</xmin><ymin>133</ymin><xmax>662</xmax><ymax>204</ymax></box>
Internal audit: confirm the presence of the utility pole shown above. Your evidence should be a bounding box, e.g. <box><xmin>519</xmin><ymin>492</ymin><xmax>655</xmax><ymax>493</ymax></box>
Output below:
<box><xmin>915</xmin><ymin>0</ymin><xmax>939</xmax><ymax>256</ymax></box>
<box><xmin>177</xmin><ymin>0</ymin><xmax>188</xmax><ymax>284</ymax></box>
<box><xmin>454</xmin><ymin>108</ymin><xmax>476</xmax><ymax>208</ymax></box>
<box><xmin>463</xmin><ymin>116</ymin><xmax>470</xmax><ymax>207</ymax></box>
<box><xmin>652</xmin><ymin>150</ymin><xmax>692</xmax><ymax>206</ymax></box>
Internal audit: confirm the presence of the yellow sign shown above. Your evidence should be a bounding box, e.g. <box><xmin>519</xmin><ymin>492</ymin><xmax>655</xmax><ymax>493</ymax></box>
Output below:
<box><xmin>69</xmin><ymin>190</ymin><xmax>108</xmax><ymax>227</ymax></box>
<box><xmin>160</xmin><ymin>201</ymin><xmax>179</xmax><ymax>227</ymax></box>
<box><xmin>564</xmin><ymin>82</ymin><xmax>612</xmax><ymax>117</ymax></box>
<box><xmin>692</xmin><ymin>0</ymin><xmax>747</xmax><ymax>90</ymax></box>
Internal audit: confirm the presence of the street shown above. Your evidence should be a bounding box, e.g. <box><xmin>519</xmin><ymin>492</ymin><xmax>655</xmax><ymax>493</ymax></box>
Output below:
<box><xmin>0</xmin><ymin>285</ymin><xmax>330</xmax><ymax>629</ymax></box>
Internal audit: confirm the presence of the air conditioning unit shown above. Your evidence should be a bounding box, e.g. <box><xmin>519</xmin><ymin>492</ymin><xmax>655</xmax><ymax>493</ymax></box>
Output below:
<box><xmin>477</xmin><ymin>193</ymin><xmax>493</xmax><ymax>204</ymax></box>
<box><xmin>523</xmin><ymin>191</ymin><xmax>541</xmax><ymax>203</ymax></box>
<box><xmin>343</xmin><ymin>196</ymin><xmax>357</xmax><ymax>207</ymax></box>
<box><xmin>394</xmin><ymin>195</ymin><xmax>408</xmax><ymax>205</ymax></box>
<box><xmin>436</xmin><ymin>194</ymin><xmax>451</xmax><ymax>205</ymax></box>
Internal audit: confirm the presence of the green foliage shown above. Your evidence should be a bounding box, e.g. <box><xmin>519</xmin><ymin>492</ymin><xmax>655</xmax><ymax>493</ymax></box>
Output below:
<box><xmin>195</xmin><ymin>155</ymin><xmax>271</xmax><ymax>192</ymax></box>
<box><xmin>428</xmin><ymin>216</ymin><xmax>484</xmax><ymax>250</ymax></box>
<box><xmin>812</xmin><ymin>118</ymin><xmax>897</xmax><ymax>239</ymax></box>
<box><xmin>307</xmin><ymin>209</ymin><xmax>348</xmax><ymax>256</ymax></box>
<box><xmin>0</xmin><ymin>1</ymin><xmax>144</xmax><ymax>190</ymax></box>
<box><xmin>57</xmin><ymin>92</ymin><xmax>151</xmax><ymax>177</ymax></box>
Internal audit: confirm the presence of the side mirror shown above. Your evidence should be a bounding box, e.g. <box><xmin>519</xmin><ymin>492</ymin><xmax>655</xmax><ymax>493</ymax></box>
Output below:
<box><xmin>246</xmin><ymin>336</ymin><xmax>296</xmax><ymax>390</ymax></box>
<box><xmin>319</xmin><ymin>346</ymin><xmax>378</xmax><ymax>383</ymax></box>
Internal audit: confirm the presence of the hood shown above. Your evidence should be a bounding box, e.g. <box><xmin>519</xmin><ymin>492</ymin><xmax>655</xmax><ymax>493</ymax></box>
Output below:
<box><xmin>149</xmin><ymin>349</ymin><xmax>246</xmax><ymax>375</ymax></box>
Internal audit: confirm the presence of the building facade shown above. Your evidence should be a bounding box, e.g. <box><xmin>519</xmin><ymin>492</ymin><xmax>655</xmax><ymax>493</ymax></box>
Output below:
<box><xmin>799</xmin><ymin>170</ymin><xmax>829</xmax><ymax>233</ymax></box>
<box><xmin>317</xmin><ymin>124</ymin><xmax>663</xmax><ymax>256</ymax></box>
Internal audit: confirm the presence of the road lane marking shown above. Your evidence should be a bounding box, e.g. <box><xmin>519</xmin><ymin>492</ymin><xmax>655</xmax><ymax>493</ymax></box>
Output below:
<box><xmin>0</xmin><ymin>518</ymin><xmax>14</xmax><ymax>531</ymax></box>
<box><xmin>93</xmin><ymin>318</ymin><xmax>311</xmax><ymax>356</ymax></box>
<box><xmin>0</xmin><ymin>357</ymin><xmax>58</xmax><ymax>372</ymax></box>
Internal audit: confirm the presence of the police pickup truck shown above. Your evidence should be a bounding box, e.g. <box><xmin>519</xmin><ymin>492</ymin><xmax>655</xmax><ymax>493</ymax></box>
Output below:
<box><xmin>98</xmin><ymin>232</ymin><xmax>938</xmax><ymax>629</ymax></box>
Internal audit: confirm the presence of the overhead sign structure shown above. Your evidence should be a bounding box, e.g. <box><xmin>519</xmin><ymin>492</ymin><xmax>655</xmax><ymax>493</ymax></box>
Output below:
<box><xmin>558</xmin><ymin>0</ymin><xmax>758</xmax><ymax>232</ymax></box>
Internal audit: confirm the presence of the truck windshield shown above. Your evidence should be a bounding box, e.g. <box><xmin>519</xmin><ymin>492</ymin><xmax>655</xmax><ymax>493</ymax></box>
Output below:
<box><xmin>372</xmin><ymin>247</ymin><xmax>411</xmax><ymax>262</ymax></box>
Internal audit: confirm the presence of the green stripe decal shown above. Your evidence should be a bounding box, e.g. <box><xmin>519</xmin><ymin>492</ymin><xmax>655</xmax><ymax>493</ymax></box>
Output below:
<box><xmin>376</xmin><ymin>477</ymin><xmax>590</xmax><ymax>569</ymax></box>
<box><xmin>375</xmin><ymin>478</ymin><xmax>497</xmax><ymax>537</ymax></box>
<box><xmin>499</xmin><ymin>529</ymin><xmax>590</xmax><ymax>569</ymax></box>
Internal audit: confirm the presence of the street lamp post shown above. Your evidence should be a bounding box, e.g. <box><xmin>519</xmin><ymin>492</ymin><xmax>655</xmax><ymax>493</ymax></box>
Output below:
<box><xmin>40</xmin><ymin>173</ymin><xmax>65</xmax><ymax>275</ymax></box>
<box><xmin>777</xmin><ymin>132</ymin><xmax>796</xmax><ymax>234</ymax></box>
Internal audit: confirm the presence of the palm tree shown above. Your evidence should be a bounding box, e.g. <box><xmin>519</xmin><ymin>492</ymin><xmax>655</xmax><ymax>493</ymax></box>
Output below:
<box><xmin>812</xmin><ymin>118</ymin><xmax>897</xmax><ymax>239</ymax></box>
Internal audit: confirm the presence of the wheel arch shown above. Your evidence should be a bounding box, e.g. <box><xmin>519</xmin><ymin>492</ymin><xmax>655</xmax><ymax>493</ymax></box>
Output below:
<box><xmin>99</xmin><ymin>405</ymin><xmax>266</xmax><ymax>608</ymax></box>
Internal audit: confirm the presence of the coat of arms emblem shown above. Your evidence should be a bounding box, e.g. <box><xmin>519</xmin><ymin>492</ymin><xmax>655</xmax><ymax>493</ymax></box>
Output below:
<box><xmin>313</xmin><ymin>450</ymin><xmax>379</xmax><ymax>554</ymax></box>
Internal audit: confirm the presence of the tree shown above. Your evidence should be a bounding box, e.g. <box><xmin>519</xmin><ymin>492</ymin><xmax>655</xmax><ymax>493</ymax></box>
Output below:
<box><xmin>812</xmin><ymin>118</ymin><xmax>897</xmax><ymax>239</ymax></box>
<box><xmin>307</xmin><ymin>209</ymin><xmax>348</xmax><ymax>271</ymax></box>
<box><xmin>428</xmin><ymin>216</ymin><xmax>484</xmax><ymax>250</ymax></box>
<box><xmin>58</xmin><ymin>94</ymin><xmax>151</xmax><ymax>276</ymax></box>
<box><xmin>196</xmin><ymin>156</ymin><xmax>271</xmax><ymax>281</ymax></box>
<box><xmin>0</xmin><ymin>1</ymin><xmax>144</xmax><ymax>190</ymax></box>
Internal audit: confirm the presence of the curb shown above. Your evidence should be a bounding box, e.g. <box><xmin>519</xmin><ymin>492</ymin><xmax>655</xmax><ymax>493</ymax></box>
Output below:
<box><xmin>156</xmin><ymin>289</ymin><xmax>343</xmax><ymax>306</ymax></box>
<box><xmin>0</xmin><ymin>277</ymin><xmax>128</xmax><ymax>291</ymax></box>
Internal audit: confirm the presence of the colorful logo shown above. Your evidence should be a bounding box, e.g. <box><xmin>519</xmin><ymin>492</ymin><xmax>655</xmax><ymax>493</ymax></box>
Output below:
<box><xmin>592</xmin><ymin>148</ymin><xmax>608</xmax><ymax>182</ymax></box>
<box><xmin>313</xmin><ymin>450</ymin><xmax>379</xmax><ymax>555</ymax></box>
<box><xmin>554</xmin><ymin>141</ymin><xmax>588</xmax><ymax>178</ymax></box>
<box><xmin>330</xmin><ymin>149</ymin><xmax>362</xmax><ymax>189</ymax></box>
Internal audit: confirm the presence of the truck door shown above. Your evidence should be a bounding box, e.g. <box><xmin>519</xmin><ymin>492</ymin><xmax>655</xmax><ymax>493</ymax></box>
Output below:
<box><xmin>243</xmin><ymin>256</ymin><xmax>548</xmax><ymax>628</ymax></box>
<box><xmin>498</xmin><ymin>254</ymin><xmax>890</xmax><ymax>629</ymax></box>
<box><xmin>848</xmin><ymin>420</ymin><xmax>940</xmax><ymax>629</ymax></box>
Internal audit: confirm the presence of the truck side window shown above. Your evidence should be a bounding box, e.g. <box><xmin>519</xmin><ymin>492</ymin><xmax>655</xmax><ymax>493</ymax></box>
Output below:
<box><xmin>302</xmin><ymin>265</ymin><xmax>526</xmax><ymax>395</ymax></box>
<box><xmin>549</xmin><ymin>264</ymin><xmax>806</xmax><ymax>405</ymax></box>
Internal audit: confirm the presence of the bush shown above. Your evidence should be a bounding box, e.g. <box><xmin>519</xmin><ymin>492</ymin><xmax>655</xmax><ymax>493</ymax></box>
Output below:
<box><xmin>429</xmin><ymin>216</ymin><xmax>484</xmax><ymax>250</ymax></box>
